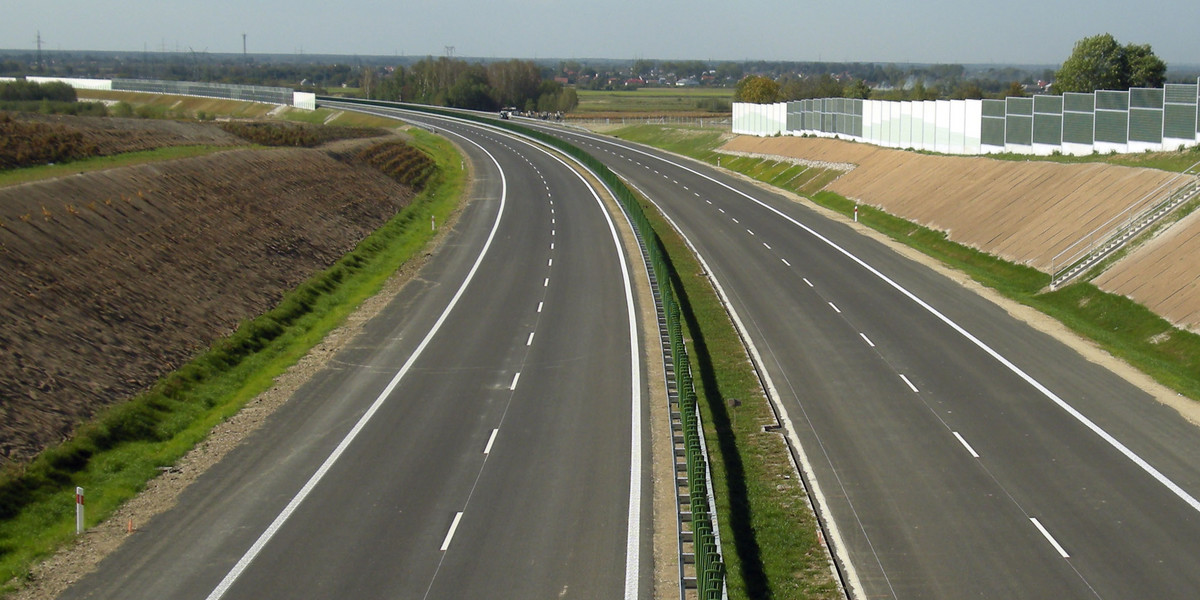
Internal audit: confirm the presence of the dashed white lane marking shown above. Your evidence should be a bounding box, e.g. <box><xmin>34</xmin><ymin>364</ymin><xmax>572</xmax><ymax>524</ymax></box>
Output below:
<box><xmin>763</xmin><ymin>242</ymin><xmax>772</xmax><ymax>250</ymax></box>
<box><xmin>526</xmin><ymin>332</ymin><xmax>535</xmax><ymax>346</ymax></box>
<box><xmin>483</xmin><ymin>429</ymin><xmax>498</xmax><ymax>454</ymax></box>
<box><xmin>718</xmin><ymin>208</ymin><xmax>725</xmax><ymax>213</ymax></box>
<box><xmin>1030</xmin><ymin>518</ymin><xmax>1070</xmax><ymax>558</ymax></box>
<box><xmin>953</xmin><ymin>432</ymin><xmax>980</xmax><ymax>458</ymax></box>
<box><xmin>860</xmin><ymin>333</ymin><xmax>875</xmax><ymax>347</ymax></box>
<box><xmin>548</xmin><ymin>258</ymin><xmax>553</xmax><ymax>267</ymax></box>
<box><xmin>704</xmin><ymin>199</ymin><xmax>711</xmax><ymax>204</ymax></box>
<box><xmin>544</xmin><ymin>278</ymin><xmax>549</xmax><ymax>287</ymax></box>
<box><xmin>440</xmin><ymin>512</ymin><xmax>464</xmax><ymax>551</ymax></box>
<box><xmin>695</xmin><ymin>192</ymin><xmax>702</xmax><ymax>197</ymax></box>
<box><xmin>900</xmin><ymin>374</ymin><xmax>919</xmax><ymax>393</ymax></box>
<box><xmin>782</xmin><ymin>258</ymin><xmax>791</xmax><ymax>267</ymax></box>
<box><xmin>550</xmin><ymin>242</ymin><xmax>554</xmax><ymax>250</ymax></box>
<box><xmin>510</xmin><ymin>372</ymin><xmax>521</xmax><ymax>390</ymax></box>
<box><xmin>731</xmin><ymin>217</ymin><xmax>739</xmax><ymax>223</ymax></box>
<box><xmin>747</xmin><ymin>229</ymin><xmax>755</xmax><ymax>236</ymax></box>
<box><xmin>537</xmin><ymin>301</ymin><xmax>543</xmax><ymax>313</ymax></box>
<box><xmin>829</xmin><ymin>302</ymin><xmax>841</xmax><ymax>313</ymax></box>
<box><xmin>803</xmin><ymin>278</ymin><xmax>813</xmax><ymax>287</ymax></box>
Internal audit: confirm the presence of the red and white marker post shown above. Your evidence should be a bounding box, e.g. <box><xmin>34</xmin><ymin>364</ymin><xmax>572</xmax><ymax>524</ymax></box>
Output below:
<box><xmin>75</xmin><ymin>487</ymin><xmax>84</xmax><ymax>535</ymax></box>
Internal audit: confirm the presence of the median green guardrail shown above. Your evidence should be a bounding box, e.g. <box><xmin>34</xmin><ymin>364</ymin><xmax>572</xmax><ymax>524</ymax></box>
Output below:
<box><xmin>324</xmin><ymin>97</ymin><xmax>725</xmax><ymax>597</ymax></box>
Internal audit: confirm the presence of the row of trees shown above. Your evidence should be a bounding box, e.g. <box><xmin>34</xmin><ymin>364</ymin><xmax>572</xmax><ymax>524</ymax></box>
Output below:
<box><xmin>1054</xmin><ymin>33</ymin><xmax>1166</xmax><ymax>93</ymax></box>
<box><xmin>364</xmin><ymin>58</ymin><xmax>577</xmax><ymax>113</ymax></box>
<box><xmin>737</xmin><ymin>34</ymin><xmax>1171</xmax><ymax>104</ymax></box>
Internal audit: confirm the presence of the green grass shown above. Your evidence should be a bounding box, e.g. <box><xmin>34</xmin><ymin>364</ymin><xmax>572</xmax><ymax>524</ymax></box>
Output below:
<box><xmin>0</xmin><ymin>128</ymin><xmax>465</xmax><ymax>593</ymax></box>
<box><xmin>279</xmin><ymin>106</ymin><xmax>403</xmax><ymax>129</ymax></box>
<box><xmin>637</xmin><ymin>194</ymin><xmax>840</xmax><ymax>599</ymax></box>
<box><xmin>984</xmin><ymin>144</ymin><xmax>1200</xmax><ymax>173</ymax></box>
<box><xmin>576</xmin><ymin>87</ymin><xmax>733</xmax><ymax>114</ymax></box>
<box><xmin>618</xmin><ymin>123</ymin><xmax>1200</xmax><ymax>405</ymax></box>
<box><xmin>0</xmin><ymin>145</ymin><xmax>249</xmax><ymax>188</ymax></box>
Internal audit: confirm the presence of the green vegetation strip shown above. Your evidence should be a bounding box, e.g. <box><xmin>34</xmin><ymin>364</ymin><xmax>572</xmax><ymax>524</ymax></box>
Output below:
<box><xmin>613</xmin><ymin>123</ymin><xmax>1200</xmax><ymax>405</ymax></box>
<box><xmin>0</xmin><ymin>145</ymin><xmax>248</xmax><ymax>188</ymax></box>
<box><xmin>637</xmin><ymin>197</ymin><xmax>841</xmax><ymax>599</ymax></box>
<box><xmin>0</xmin><ymin>128</ymin><xmax>465</xmax><ymax>592</ymax></box>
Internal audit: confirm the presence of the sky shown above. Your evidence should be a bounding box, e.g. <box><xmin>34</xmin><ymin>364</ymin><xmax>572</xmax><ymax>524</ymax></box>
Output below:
<box><xmin>3</xmin><ymin>0</ymin><xmax>1199</xmax><ymax>67</ymax></box>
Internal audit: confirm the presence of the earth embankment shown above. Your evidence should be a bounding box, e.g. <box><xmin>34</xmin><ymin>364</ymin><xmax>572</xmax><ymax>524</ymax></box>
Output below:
<box><xmin>721</xmin><ymin>135</ymin><xmax>1200</xmax><ymax>331</ymax></box>
<box><xmin>721</xmin><ymin>136</ymin><xmax>1191</xmax><ymax>272</ymax></box>
<box><xmin>0</xmin><ymin>145</ymin><xmax>416</xmax><ymax>465</ymax></box>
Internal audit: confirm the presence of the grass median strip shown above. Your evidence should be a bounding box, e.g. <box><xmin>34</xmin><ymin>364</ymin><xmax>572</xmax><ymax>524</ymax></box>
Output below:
<box><xmin>636</xmin><ymin>195</ymin><xmax>841</xmax><ymax>599</ymax></box>
<box><xmin>0</xmin><ymin>128</ymin><xmax>465</xmax><ymax>592</ymax></box>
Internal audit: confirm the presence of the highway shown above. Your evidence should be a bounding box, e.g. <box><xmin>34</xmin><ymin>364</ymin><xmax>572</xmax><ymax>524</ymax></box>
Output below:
<box><xmin>61</xmin><ymin>110</ymin><xmax>650</xmax><ymax>599</ymax></box>
<box><xmin>520</xmin><ymin>120</ymin><xmax>1200</xmax><ymax>599</ymax></box>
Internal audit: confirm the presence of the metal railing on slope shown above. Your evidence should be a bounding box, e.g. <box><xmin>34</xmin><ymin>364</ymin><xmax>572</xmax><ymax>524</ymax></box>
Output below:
<box><xmin>320</xmin><ymin>97</ymin><xmax>727</xmax><ymax>598</ymax></box>
<box><xmin>1049</xmin><ymin>167</ymin><xmax>1200</xmax><ymax>288</ymax></box>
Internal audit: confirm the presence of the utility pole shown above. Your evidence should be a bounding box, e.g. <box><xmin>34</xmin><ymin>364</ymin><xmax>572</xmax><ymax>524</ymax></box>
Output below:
<box><xmin>242</xmin><ymin>33</ymin><xmax>247</xmax><ymax>64</ymax></box>
<box><xmin>35</xmin><ymin>30</ymin><xmax>43</xmax><ymax>71</ymax></box>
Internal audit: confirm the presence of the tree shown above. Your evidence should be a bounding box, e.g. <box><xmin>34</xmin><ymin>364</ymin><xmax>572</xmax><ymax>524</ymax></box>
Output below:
<box><xmin>734</xmin><ymin>75</ymin><xmax>782</xmax><ymax>104</ymax></box>
<box><xmin>1055</xmin><ymin>33</ymin><xmax>1167</xmax><ymax>93</ymax></box>
<box><xmin>844</xmin><ymin>79</ymin><xmax>871</xmax><ymax>99</ymax></box>
<box><xmin>1125</xmin><ymin>43</ymin><xmax>1167</xmax><ymax>88</ymax></box>
<box><xmin>1003</xmin><ymin>81</ymin><xmax>1028</xmax><ymax>98</ymax></box>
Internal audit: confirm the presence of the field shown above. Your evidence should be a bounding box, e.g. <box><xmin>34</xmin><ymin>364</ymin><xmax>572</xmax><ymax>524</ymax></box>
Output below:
<box><xmin>574</xmin><ymin>87</ymin><xmax>733</xmax><ymax>116</ymax></box>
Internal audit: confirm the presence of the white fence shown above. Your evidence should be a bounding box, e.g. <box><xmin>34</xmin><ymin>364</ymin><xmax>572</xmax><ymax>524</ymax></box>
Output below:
<box><xmin>734</xmin><ymin>79</ymin><xmax>1200</xmax><ymax>156</ymax></box>
<box><xmin>4</xmin><ymin>76</ymin><xmax>313</xmax><ymax>110</ymax></box>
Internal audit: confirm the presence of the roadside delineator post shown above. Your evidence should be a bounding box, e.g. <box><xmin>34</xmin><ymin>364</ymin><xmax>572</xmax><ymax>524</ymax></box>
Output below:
<box><xmin>854</xmin><ymin>204</ymin><xmax>859</xmax><ymax>222</ymax></box>
<box><xmin>431</xmin><ymin>215</ymin><xmax>436</xmax><ymax>231</ymax></box>
<box><xmin>75</xmin><ymin>487</ymin><xmax>84</xmax><ymax>535</ymax></box>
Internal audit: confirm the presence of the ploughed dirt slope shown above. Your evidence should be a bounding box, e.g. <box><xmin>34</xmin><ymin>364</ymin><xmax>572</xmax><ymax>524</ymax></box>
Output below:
<box><xmin>721</xmin><ymin>136</ymin><xmax>1193</xmax><ymax>272</ymax></box>
<box><xmin>0</xmin><ymin>146</ymin><xmax>416</xmax><ymax>465</ymax></box>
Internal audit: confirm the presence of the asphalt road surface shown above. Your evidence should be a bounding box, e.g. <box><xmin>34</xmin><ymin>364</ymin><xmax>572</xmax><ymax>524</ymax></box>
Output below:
<box><xmin>61</xmin><ymin>110</ymin><xmax>650</xmax><ymax>599</ymax></box>
<box><xmin>525</xmin><ymin>121</ymin><xmax>1200</xmax><ymax>600</ymax></box>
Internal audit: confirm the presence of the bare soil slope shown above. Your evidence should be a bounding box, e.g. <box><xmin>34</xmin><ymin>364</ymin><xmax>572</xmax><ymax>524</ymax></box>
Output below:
<box><xmin>721</xmin><ymin>136</ymin><xmax>1193</xmax><ymax>272</ymax></box>
<box><xmin>0</xmin><ymin>146</ymin><xmax>416</xmax><ymax>465</ymax></box>
<box><xmin>7</xmin><ymin>113</ymin><xmax>244</xmax><ymax>155</ymax></box>
<box><xmin>1094</xmin><ymin>208</ymin><xmax>1200</xmax><ymax>330</ymax></box>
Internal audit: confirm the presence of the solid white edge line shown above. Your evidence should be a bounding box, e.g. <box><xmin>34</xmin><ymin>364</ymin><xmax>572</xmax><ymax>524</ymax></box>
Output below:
<box><xmin>900</xmin><ymin>374</ymin><xmax>919</xmax><ymax>393</ymax></box>
<box><xmin>574</xmin><ymin>131</ymin><xmax>1200</xmax><ymax>517</ymax></box>
<box><xmin>1030</xmin><ymin>517</ymin><xmax>1070</xmax><ymax>558</ymax></box>
<box><xmin>626</xmin><ymin>180</ymin><xmax>862</xmax><ymax>598</ymax></box>
<box><xmin>953</xmin><ymin>432</ymin><xmax>980</xmax><ymax>458</ymax></box>
<box><xmin>483</xmin><ymin>429</ymin><xmax>499</xmax><ymax>455</ymax></box>
<box><xmin>440</xmin><ymin>512</ymin><xmax>465</xmax><ymax>551</ymax></box>
<box><xmin>510</xmin><ymin>140</ymin><xmax>643</xmax><ymax>600</ymax></box>
<box><xmin>510</xmin><ymin>372</ymin><xmax>521</xmax><ymax>391</ymax></box>
<box><xmin>860</xmin><ymin>333</ymin><xmax>875</xmax><ymax>347</ymax></box>
<box><xmin>204</xmin><ymin>129</ymin><xmax>509</xmax><ymax>600</ymax></box>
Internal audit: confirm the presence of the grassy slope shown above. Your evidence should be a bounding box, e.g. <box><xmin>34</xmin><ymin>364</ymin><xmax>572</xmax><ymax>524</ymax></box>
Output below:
<box><xmin>0</xmin><ymin>127</ymin><xmax>465</xmax><ymax>592</ymax></box>
<box><xmin>0</xmin><ymin>145</ymin><xmax>250</xmax><ymax>188</ymax></box>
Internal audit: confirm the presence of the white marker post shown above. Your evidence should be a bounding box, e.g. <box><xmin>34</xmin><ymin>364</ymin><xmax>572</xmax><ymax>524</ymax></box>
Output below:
<box><xmin>854</xmin><ymin>205</ymin><xmax>859</xmax><ymax>222</ymax></box>
<box><xmin>75</xmin><ymin>487</ymin><xmax>84</xmax><ymax>535</ymax></box>
<box><xmin>431</xmin><ymin>215</ymin><xmax>436</xmax><ymax>231</ymax></box>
